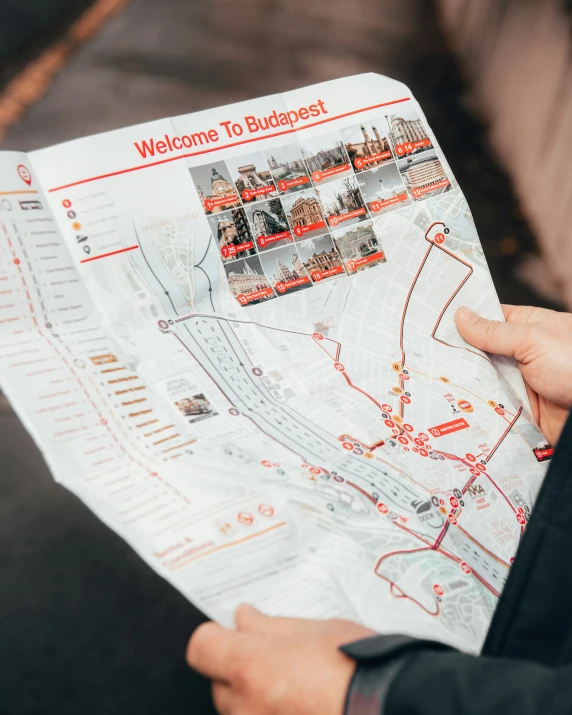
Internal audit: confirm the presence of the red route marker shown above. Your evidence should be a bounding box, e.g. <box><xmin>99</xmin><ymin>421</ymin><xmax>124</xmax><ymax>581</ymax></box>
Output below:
<box><xmin>342</xmin><ymin>441</ymin><xmax>354</xmax><ymax>451</ymax></box>
<box><xmin>433</xmin><ymin>584</ymin><xmax>444</xmax><ymax>596</ymax></box>
<box><xmin>221</xmin><ymin>240</ymin><xmax>254</xmax><ymax>258</ymax></box>
<box><xmin>461</xmin><ymin>562</ymin><xmax>471</xmax><ymax>574</ymax></box>
<box><xmin>242</xmin><ymin>185</ymin><xmax>276</xmax><ymax>201</ymax></box>
<box><xmin>293</xmin><ymin>221</ymin><xmax>327</xmax><ymax>237</ymax></box>
<box><xmin>237</xmin><ymin>512</ymin><xmax>254</xmax><ymax>526</ymax></box>
<box><xmin>403</xmin><ymin>423</ymin><xmax>414</xmax><ymax>432</ymax></box>
<box><xmin>428</xmin><ymin>418</ymin><xmax>469</xmax><ymax>438</ymax></box>
<box><xmin>278</xmin><ymin>176</ymin><xmax>310</xmax><ymax>191</ymax></box>
<box><xmin>400</xmin><ymin>395</ymin><xmax>411</xmax><ymax>404</ymax></box>
<box><xmin>377</xmin><ymin>502</ymin><xmax>389</xmax><ymax>514</ymax></box>
<box><xmin>328</xmin><ymin>207</ymin><xmax>366</xmax><ymax>227</ymax></box>
<box><xmin>354</xmin><ymin>151</ymin><xmax>393</xmax><ymax>170</ymax></box>
<box><xmin>258</xmin><ymin>504</ymin><xmax>275</xmax><ymax>517</ymax></box>
<box><xmin>369</xmin><ymin>192</ymin><xmax>409</xmax><ymax>213</ymax></box>
<box><xmin>312</xmin><ymin>163</ymin><xmax>351</xmax><ymax>182</ymax></box>
<box><xmin>237</xmin><ymin>287</ymin><xmax>273</xmax><ymax>305</ymax></box>
<box><xmin>312</xmin><ymin>265</ymin><xmax>344</xmax><ymax>281</ymax></box>
<box><xmin>334</xmin><ymin>362</ymin><xmax>345</xmax><ymax>372</ymax></box>
<box><xmin>411</xmin><ymin>178</ymin><xmax>451</xmax><ymax>198</ymax></box>
<box><xmin>257</xmin><ymin>231</ymin><xmax>292</xmax><ymax>248</ymax></box>
<box><xmin>394</xmin><ymin>138</ymin><xmax>431</xmax><ymax>156</ymax></box>
<box><xmin>382</xmin><ymin>404</ymin><xmax>393</xmax><ymax>413</ymax></box>
<box><xmin>312</xmin><ymin>332</ymin><xmax>323</xmax><ymax>340</ymax></box>
<box><xmin>275</xmin><ymin>276</ymin><xmax>311</xmax><ymax>293</ymax></box>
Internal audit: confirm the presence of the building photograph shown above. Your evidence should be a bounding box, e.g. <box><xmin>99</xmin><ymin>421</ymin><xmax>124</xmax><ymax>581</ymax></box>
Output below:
<box><xmin>244</xmin><ymin>198</ymin><xmax>293</xmax><ymax>252</ymax></box>
<box><xmin>223</xmin><ymin>256</ymin><xmax>276</xmax><ymax>305</ymax></box>
<box><xmin>296</xmin><ymin>234</ymin><xmax>346</xmax><ymax>284</ymax></box>
<box><xmin>207</xmin><ymin>208</ymin><xmax>256</xmax><ymax>263</ymax></box>
<box><xmin>299</xmin><ymin>130</ymin><xmax>352</xmax><ymax>182</ymax></box>
<box><xmin>174</xmin><ymin>393</ymin><xmax>218</xmax><ymax>424</ymax></box>
<box><xmin>189</xmin><ymin>161</ymin><xmax>242</xmax><ymax>215</ymax></box>
<box><xmin>264</xmin><ymin>143</ymin><xmax>311</xmax><ymax>194</ymax></box>
<box><xmin>258</xmin><ymin>244</ymin><xmax>313</xmax><ymax>296</ymax></box>
<box><xmin>340</xmin><ymin>120</ymin><xmax>394</xmax><ymax>172</ymax></box>
<box><xmin>316</xmin><ymin>175</ymin><xmax>369</xmax><ymax>229</ymax></box>
<box><xmin>397</xmin><ymin>149</ymin><xmax>452</xmax><ymax>201</ymax></box>
<box><xmin>384</xmin><ymin>106</ymin><xmax>433</xmax><ymax>157</ymax></box>
<box><xmin>281</xmin><ymin>189</ymin><xmax>329</xmax><ymax>241</ymax></box>
<box><xmin>356</xmin><ymin>163</ymin><xmax>411</xmax><ymax>215</ymax></box>
<box><xmin>332</xmin><ymin>220</ymin><xmax>386</xmax><ymax>275</ymax></box>
<box><xmin>225</xmin><ymin>151</ymin><xmax>278</xmax><ymax>203</ymax></box>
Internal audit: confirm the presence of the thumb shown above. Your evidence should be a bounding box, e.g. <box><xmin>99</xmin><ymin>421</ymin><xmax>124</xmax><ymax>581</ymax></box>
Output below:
<box><xmin>455</xmin><ymin>306</ymin><xmax>530</xmax><ymax>357</ymax></box>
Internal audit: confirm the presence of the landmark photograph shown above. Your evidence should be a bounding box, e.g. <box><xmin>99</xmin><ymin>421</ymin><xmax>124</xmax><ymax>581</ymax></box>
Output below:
<box><xmin>356</xmin><ymin>163</ymin><xmax>411</xmax><ymax>215</ymax></box>
<box><xmin>223</xmin><ymin>256</ymin><xmax>276</xmax><ymax>305</ymax></box>
<box><xmin>264</xmin><ymin>143</ymin><xmax>311</xmax><ymax>194</ymax></box>
<box><xmin>299</xmin><ymin>130</ymin><xmax>351</xmax><ymax>183</ymax></box>
<box><xmin>281</xmin><ymin>189</ymin><xmax>329</xmax><ymax>241</ymax></box>
<box><xmin>316</xmin><ymin>175</ymin><xmax>369</xmax><ymax>229</ymax></box>
<box><xmin>340</xmin><ymin>120</ymin><xmax>394</xmax><ymax>173</ymax></box>
<box><xmin>174</xmin><ymin>393</ymin><xmax>218</xmax><ymax>424</ymax></box>
<box><xmin>384</xmin><ymin>106</ymin><xmax>433</xmax><ymax>158</ymax></box>
<box><xmin>332</xmin><ymin>220</ymin><xmax>386</xmax><ymax>275</ymax></box>
<box><xmin>189</xmin><ymin>161</ymin><xmax>241</xmax><ymax>215</ymax></box>
<box><xmin>244</xmin><ymin>198</ymin><xmax>293</xmax><ymax>252</ymax></box>
<box><xmin>397</xmin><ymin>149</ymin><xmax>451</xmax><ymax>201</ymax></box>
<box><xmin>258</xmin><ymin>244</ymin><xmax>313</xmax><ymax>296</ymax></box>
<box><xmin>207</xmin><ymin>208</ymin><xmax>256</xmax><ymax>263</ymax></box>
<box><xmin>225</xmin><ymin>151</ymin><xmax>278</xmax><ymax>203</ymax></box>
<box><xmin>296</xmin><ymin>234</ymin><xmax>346</xmax><ymax>284</ymax></box>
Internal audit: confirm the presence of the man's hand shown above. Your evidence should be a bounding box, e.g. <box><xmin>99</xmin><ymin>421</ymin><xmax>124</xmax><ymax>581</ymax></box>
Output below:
<box><xmin>455</xmin><ymin>305</ymin><xmax>572</xmax><ymax>445</ymax></box>
<box><xmin>187</xmin><ymin>605</ymin><xmax>374</xmax><ymax>715</ymax></box>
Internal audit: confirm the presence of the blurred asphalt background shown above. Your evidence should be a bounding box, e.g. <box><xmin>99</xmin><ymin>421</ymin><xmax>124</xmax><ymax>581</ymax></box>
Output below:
<box><xmin>0</xmin><ymin>1</ymin><xmax>563</xmax><ymax>713</ymax></box>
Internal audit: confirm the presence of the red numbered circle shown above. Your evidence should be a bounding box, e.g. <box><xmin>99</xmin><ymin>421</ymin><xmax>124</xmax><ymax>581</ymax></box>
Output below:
<box><xmin>403</xmin><ymin>424</ymin><xmax>414</xmax><ymax>432</ymax></box>
<box><xmin>465</xmin><ymin>453</ymin><xmax>476</xmax><ymax>462</ymax></box>
<box><xmin>433</xmin><ymin>584</ymin><xmax>444</xmax><ymax>596</ymax></box>
<box><xmin>400</xmin><ymin>395</ymin><xmax>411</xmax><ymax>404</ymax></box>
<box><xmin>377</xmin><ymin>503</ymin><xmax>389</xmax><ymax>514</ymax></box>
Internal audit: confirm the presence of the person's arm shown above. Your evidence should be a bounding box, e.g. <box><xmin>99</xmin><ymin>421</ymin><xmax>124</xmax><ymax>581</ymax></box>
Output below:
<box><xmin>343</xmin><ymin>634</ymin><xmax>570</xmax><ymax>715</ymax></box>
<box><xmin>187</xmin><ymin>607</ymin><xmax>572</xmax><ymax>715</ymax></box>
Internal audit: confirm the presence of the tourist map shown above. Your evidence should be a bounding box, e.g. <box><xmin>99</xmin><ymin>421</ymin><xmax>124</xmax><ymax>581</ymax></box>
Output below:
<box><xmin>0</xmin><ymin>75</ymin><xmax>550</xmax><ymax>652</ymax></box>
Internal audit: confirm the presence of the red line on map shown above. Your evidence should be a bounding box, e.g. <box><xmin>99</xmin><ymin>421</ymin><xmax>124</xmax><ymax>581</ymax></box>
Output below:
<box><xmin>80</xmin><ymin>245</ymin><xmax>139</xmax><ymax>263</ymax></box>
<box><xmin>47</xmin><ymin>97</ymin><xmax>411</xmax><ymax>192</ymax></box>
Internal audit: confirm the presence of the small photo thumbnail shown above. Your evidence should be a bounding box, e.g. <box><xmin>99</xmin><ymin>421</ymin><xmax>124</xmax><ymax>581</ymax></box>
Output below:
<box><xmin>386</xmin><ymin>106</ymin><xmax>433</xmax><ymax>158</ymax></box>
<box><xmin>357</xmin><ymin>163</ymin><xmax>411</xmax><ymax>216</ymax></box>
<box><xmin>189</xmin><ymin>161</ymin><xmax>241</xmax><ymax>215</ymax></box>
<box><xmin>259</xmin><ymin>244</ymin><xmax>313</xmax><ymax>296</ymax></box>
<box><xmin>316</xmin><ymin>174</ymin><xmax>369</xmax><ymax>229</ymax></box>
<box><xmin>296</xmin><ymin>234</ymin><xmax>346</xmax><ymax>284</ymax></box>
<box><xmin>397</xmin><ymin>149</ymin><xmax>451</xmax><ymax>201</ymax></box>
<box><xmin>244</xmin><ymin>198</ymin><xmax>293</xmax><ymax>252</ymax></box>
<box><xmin>264</xmin><ymin>143</ymin><xmax>311</xmax><ymax>194</ymax></box>
<box><xmin>207</xmin><ymin>208</ymin><xmax>256</xmax><ymax>263</ymax></box>
<box><xmin>175</xmin><ymin>393</ymin><xmax>218</xmax><ymax>424</ymax></box>
<box><xmin>299</xmin><ymin>130</ymin><xmax>352</xmax><ymax>184</ymax></box>
<box><xmin>223</xmin><ymin>255</ymin><xmax>276</xmax><ymax>306</ymax></box>
<box><xmin>340</xmin><ymin>120</ymin><xmax>394</xmax><ymax>173</ymax></box>
<box><xmin>225</xmin><ymin>151</ymin><xmax>278</xmax><ymax>203</ymax></box>
<box><xmin>332</xmin><ymin>220</ymin><xmax>386</xmax><ymax>275</ymax></box>
<box><xmin>281</xmin><ymin>189</ymin><xmax>329</xmax><ymax>241</ymax></box>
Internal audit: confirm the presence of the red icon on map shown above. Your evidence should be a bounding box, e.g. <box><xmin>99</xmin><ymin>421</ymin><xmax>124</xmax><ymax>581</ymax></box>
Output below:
<box><xmin>434</xmin><ymin>232</ymin><xmax>445</xmax><ymax>245</ymax></box>
<box><xmin>433</xmin><ymin>584</ymin><xmax>444</xmax><ymax>596</ymax></box>
<box><xmin>17</xmin><ymin>164</ymin><xmax>32</xmax><ymax>186</ymax></box>
<box><xmin>237</xmin><ymin>512</ymin><xmax>254</xmax><ymax>526</ymax></box>
<box><xmin>342</xmin><ymin>441</ymin><xmax>354</xmax><ymax>451</ymax></box>
<box><xmin>461</xmin><ymin>562</ymin><xmax>471</xmax><ymax>574</ymax></box>
<box><xmin>333</xmin><ymin>362</ymin><xmax>345</xmax><ymax>372</ymax></box>
<box><xmin>62</xmin><ymin>199</ymin><xmax>72</xmax><ymax>208</ymax></box>
<box><xmin>377</xmin><ymin>502</ymin><xmax>389</xmax><ymax>514</ymax></box>
<box><xmin>258</xmin><ymin>504</ymin><xmax>274</xmax><ymax>517</ymax></box>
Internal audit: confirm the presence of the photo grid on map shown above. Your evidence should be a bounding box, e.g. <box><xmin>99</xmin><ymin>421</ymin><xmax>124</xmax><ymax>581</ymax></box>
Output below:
<box><xmin>190</xmin><ymin>108</ymin><xmax>452</xmax><ymax>306</ymax></box>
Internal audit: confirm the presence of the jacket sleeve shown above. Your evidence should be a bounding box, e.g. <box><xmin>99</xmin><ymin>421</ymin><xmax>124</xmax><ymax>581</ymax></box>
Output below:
<box><xmin>340</xmin><ymin>635</ymin><xmax>572</xmax><ymax>715</ymax></box>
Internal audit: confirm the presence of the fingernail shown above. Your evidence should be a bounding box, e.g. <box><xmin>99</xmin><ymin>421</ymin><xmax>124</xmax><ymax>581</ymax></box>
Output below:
<box><xmin>457</xmin><ymin>306</ymin><xmax>478</xmax><ymax>324</ymax></box>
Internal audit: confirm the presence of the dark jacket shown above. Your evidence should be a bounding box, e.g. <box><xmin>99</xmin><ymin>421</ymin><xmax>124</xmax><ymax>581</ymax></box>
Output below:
<box><xmin>342</xmin><ymin>410</ymin><xmax>572</xmax><ymax>714</ymax></box>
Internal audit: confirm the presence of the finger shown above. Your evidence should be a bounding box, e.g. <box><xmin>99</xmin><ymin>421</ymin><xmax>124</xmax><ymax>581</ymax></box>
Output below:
<box><xmin>187</xmin><ymin>622</ymin><xmax>244</xmax><ymax>681</ymax></box>
<box><xmin>501</xmin><ymin>304</ymin><xmax>554</xmax><ymax>323</ymax></box>
<box><xmin>235</xmin><ymin>604</ymin><xmax>308</xmax><ymax>636</ymax></box>
<box><xmin>212</xmin><ymin>682</ymin><xmax>235</xmax><ymax>715</ymax></box>
<box><xmin>455</xmin><ymin>307</ymin><xmax>530</xmax><ymax>356</ymax></box>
